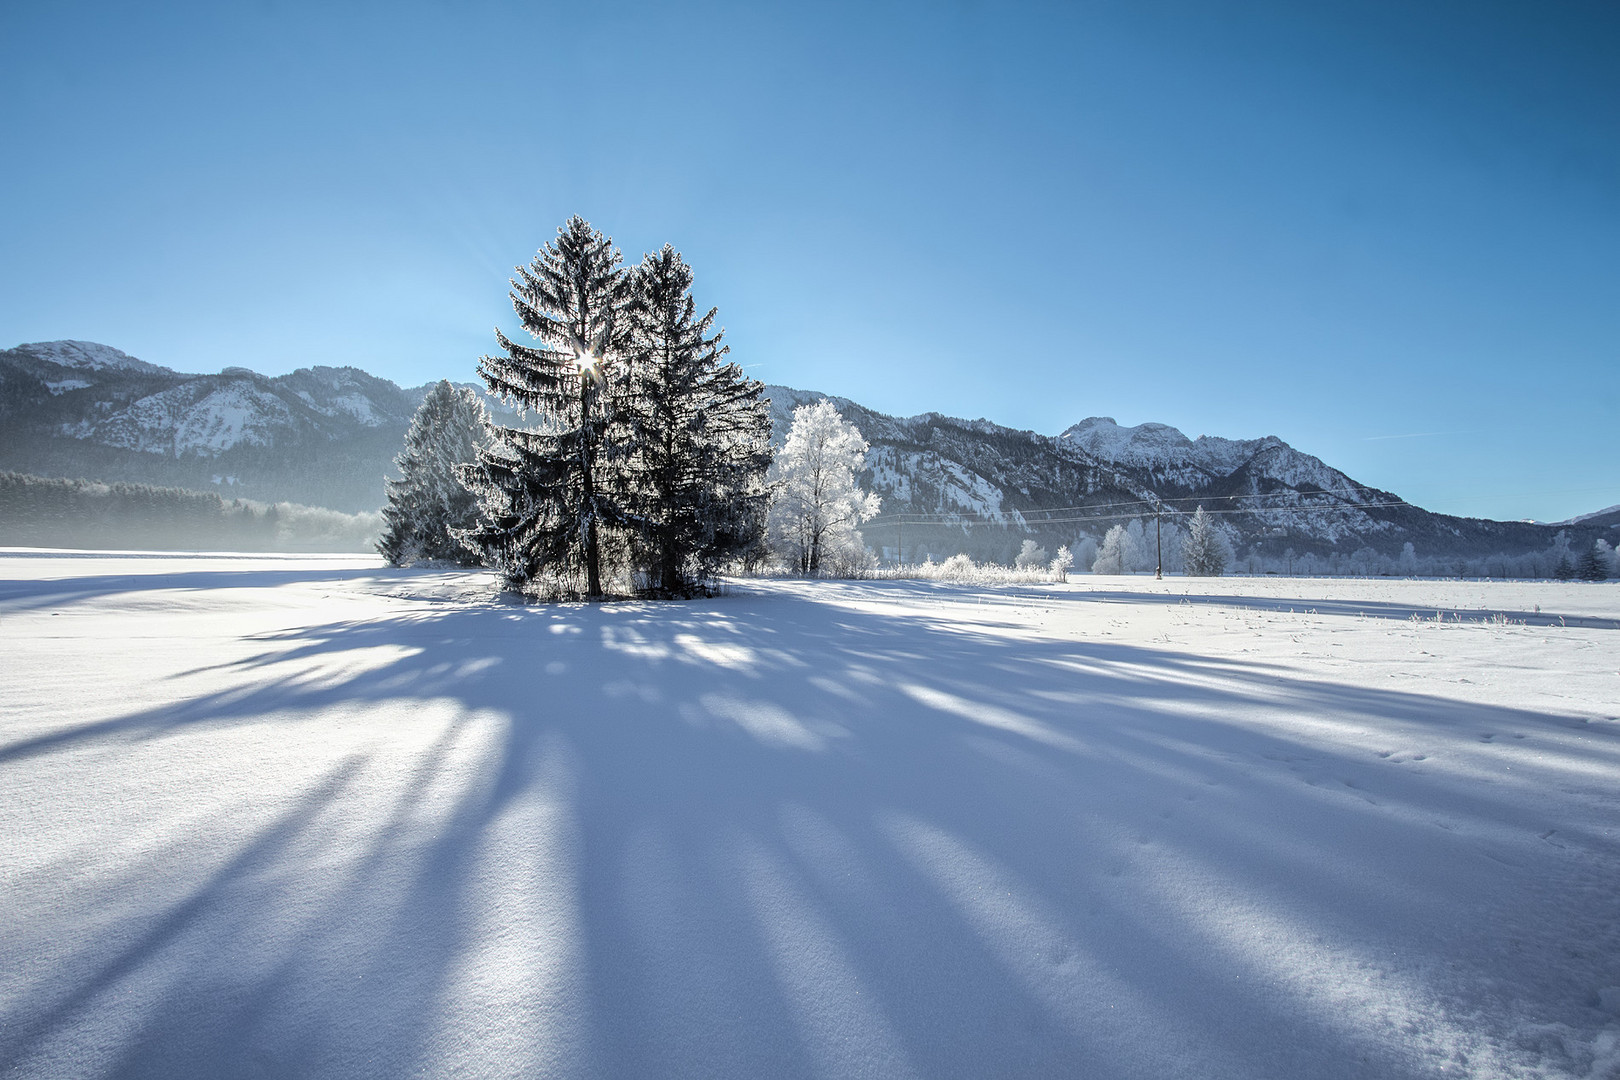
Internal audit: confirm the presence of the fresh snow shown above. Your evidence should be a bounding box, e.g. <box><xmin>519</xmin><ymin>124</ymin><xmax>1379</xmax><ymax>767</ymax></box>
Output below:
<box><xmin>1060</xmin><ymin>415</ymin><xmax>1275</xmax><ymax>475</ymax></box>
<box><xmin>295</xmin><ymin>388</ymin><xmax>385</xmax><ymax>426</ymax></box>
<box><xmin>94</xmin><ymin>381</ymin><xmax>298</xmax><ymax>456</ymax></box>
<box><xmin>1567</xmin><ymin>505</ymin><xmax>1620</xmax><ymax>526</ymax></box>
<box><xmin>12</xmin><ymin>340</ymin><xmax>170</xmax><ymax>375</ymax></box>
<box><xmin>1059</xmin><ymin>416</ymin><xmax>1364</xmax><ymax>498</ymax></box>
<box><xmin>866</xmin><ymin>446</ymin><xmax>1027</xmax><ymax>527</ymax></box>
<box><xmin>172</xmin><ymin>386</ymin><xmax>296</xmax><ymax>454</ymax></box>
<box><xmin>2</xmin><ymin>551</ymin><xmax>1618</xmax><ymax>1079</ymax></box>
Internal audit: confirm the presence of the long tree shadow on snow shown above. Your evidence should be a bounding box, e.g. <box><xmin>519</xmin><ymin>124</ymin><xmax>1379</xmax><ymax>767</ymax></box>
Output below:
<box><xmin>1069</xmin><ymin>583</ymin><xmax>1620</xmax><ymax>630</ymax></box>
<box><xmin>4</xmin><ymin>578</ymin><xmax>1618</xmax><ymax>1080</ymax></box>
<box><xmin>0</xmin><ymin>565</ymin><xmax>384</xmax><ymax>613</ymax></box>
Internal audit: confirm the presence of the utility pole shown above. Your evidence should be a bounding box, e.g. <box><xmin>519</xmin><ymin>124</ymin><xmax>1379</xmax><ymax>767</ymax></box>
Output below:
<box><xmin>1155</xmin><ymin>507</ymin><xmax>1163</xmax><ymax>580</ymax></box>
<box><xmin>897</xmin><ymin>515</ymin><xmax>904</xmax><ymax>568</ymax></box>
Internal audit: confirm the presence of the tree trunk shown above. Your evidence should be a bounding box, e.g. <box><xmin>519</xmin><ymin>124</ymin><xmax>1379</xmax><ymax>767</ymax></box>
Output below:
<box><xmin>581</xmin><ymin>379</ymin><xmax>602</xmax><ymax>598</ymax></box>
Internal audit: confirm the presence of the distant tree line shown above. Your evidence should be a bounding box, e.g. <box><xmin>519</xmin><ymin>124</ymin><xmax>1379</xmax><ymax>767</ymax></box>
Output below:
<box><xmin>0</xmin><ymin>472</ymin><xmax>381</xmax><ymax>552</ymax></box>
<box><xmin>1066</xmin><ymin>520</ymin><xmax>1615</xmax><ymax>580</ymax></box>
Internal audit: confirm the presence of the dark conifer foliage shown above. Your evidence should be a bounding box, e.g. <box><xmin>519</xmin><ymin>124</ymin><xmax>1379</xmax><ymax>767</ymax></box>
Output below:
<box><xmin>462</xmin><ymin>218</ymin><xmax>635</xmax><ymax>596</ymax></box>
<box><xmin>377</xmin><ymin>380</ymin><xmax>488</xmax><ymax>566</ymax></box>
<box><xmin>460</xmin><ymin>219</ymin><xmax>771</xmax><ymax>598</ymax></box>
<box><xmin>624</xmin><ymin>246</ymin><xmax>771</xmax><ymax>596</ymax></box>
<box><xmin>1575</xmin><ymin>544</ymin><xmax>1607</xmax><ymax>582</ymax></box>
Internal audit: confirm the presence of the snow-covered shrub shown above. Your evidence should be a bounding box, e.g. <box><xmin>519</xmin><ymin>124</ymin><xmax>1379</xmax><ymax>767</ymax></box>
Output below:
<box><xmin>1050</xmin><ymin>544</ymin><xmax>1073</xmax><ymax>582</ymax></box>
<box><xmin>874</xmin><ymin>552</ymin><xmax>1051</xmax><ymax>584</ymax></box>
<box><xmin>822</xmin><ymin>535</ymin><xmax>879</xmax><ymax>579</ymax></box>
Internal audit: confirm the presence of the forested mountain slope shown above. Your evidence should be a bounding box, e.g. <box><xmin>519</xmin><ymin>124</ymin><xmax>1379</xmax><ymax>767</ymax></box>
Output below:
<box><xmin>2</xmin><ymin>342</ymin><xmax>1608</xmax><ymax>567</ymax></box>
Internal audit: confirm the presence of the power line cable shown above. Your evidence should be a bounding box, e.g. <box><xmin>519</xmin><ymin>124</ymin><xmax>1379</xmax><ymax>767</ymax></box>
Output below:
<box><xmin>866</xmin><ymin>496</ymin><xmax>1415</xmax><ymax>527</ymax></box>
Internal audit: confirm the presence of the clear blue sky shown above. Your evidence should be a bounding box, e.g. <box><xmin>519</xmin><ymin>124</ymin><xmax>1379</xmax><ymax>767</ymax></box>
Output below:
<box><xmin>2</xmin><ymin>1</ymin><xmax>1615</xmax><ymax>522</ymax></box>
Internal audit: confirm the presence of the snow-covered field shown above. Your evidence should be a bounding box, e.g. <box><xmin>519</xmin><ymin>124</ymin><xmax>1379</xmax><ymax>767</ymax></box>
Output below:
<box><xmin>2</xmin><ymin>551</ymin><xmax>1617</xmax><ymax>1080</ymax></box>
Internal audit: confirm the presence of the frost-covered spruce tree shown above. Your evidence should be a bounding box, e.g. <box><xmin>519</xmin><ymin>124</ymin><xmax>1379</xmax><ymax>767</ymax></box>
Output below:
<box><xmin>462</xmin><ymin>217</ymin><xmax>635</xmax><ymax>597</ymax></box>
<box><xmin>378</xmin><ymin>380</ymin><xmax>489</xmax><ymax>566</ymax></box>
<box><xmin>1182</xmin><ymin>505</ymin><xmax>1231</xmax><ymax>577</ymax></box>
<box><xmin>622</xmin><ymin>245</ymin><xmax>772</xmax><ymax>597</ymax></box>
<box><xmin>767</xmin><ymin>401</ymin><xmax>880</xmax><ymax>575</ymax></box>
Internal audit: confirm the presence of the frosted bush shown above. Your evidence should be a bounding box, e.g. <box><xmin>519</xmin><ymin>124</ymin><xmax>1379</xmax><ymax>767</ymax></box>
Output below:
<box><xmin>822</xmin><ymin>537</ymin><xmax>879</xmax><ymax>579</ymax></box>
<box><xmin>872</xmin><ymin>552</ymin><xmax>1058</xmax><ymax>584</ymax></box>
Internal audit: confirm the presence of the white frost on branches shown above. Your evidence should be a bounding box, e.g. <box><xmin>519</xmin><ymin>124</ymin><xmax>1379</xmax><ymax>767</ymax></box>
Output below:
<box><xmin>1050</xmin><ymin>544</ymin><xmax>1073</xmax><ymax>582</ymax></box>
<box><xmin>1015</xmin><ymin>539</ymin><xmax>1049</xmax><ymax>570</ymax></box>
<box><xmin>378</xmin><ymin>380</ymin><xmax>488</xmax><ymax>566</ymax></box>
<box><xmin>767</xmin><ymin>401</ymin><xmax>880</xmax><ymax>575</ymax></box>
<box><xmin>1183</xmin><ymin>505</ymin><xmax>1233</xmax><ymax>577</ymax></box>
<box><xmin>1092</xmin><ymin>523</ymin><xmax>1140</xmax><ymax>575</ymax></box>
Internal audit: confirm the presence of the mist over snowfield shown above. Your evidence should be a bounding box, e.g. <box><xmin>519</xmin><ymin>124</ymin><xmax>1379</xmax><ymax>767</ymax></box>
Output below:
<box><xmin>2</xmin><ymin>552</ymin><xmax>1618</xmax><ymax>1079</ymax></box>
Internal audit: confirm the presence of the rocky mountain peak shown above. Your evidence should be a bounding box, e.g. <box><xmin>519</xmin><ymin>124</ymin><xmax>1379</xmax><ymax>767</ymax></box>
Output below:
<box><xmin>12</xmin><ymin>340</ymin><xmax>173</xmax><ymax>376</ymax></box>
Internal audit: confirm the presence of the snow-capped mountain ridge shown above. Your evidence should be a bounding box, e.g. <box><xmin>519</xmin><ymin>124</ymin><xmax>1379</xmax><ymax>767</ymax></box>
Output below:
<box><xmin>3</xmin><ymin>342</ymin><xmax>423</xmax><ymax>462</ymax></box>
<box><xmin>764</xmin><ymin>384</ymin><xmax>1598</xmax><ymax>564</ymax></box>
<box><xmin>1062</xmin><ymin>415</ymin><xmax>1290</xmax><ymax>479</ymax></box>
<box><xmin>1565</xmin><ymin>503</ymin><xmax>1620</xmax><ymax>526</ymax></box>
<box><xmin>12</xmin><ymin>339</ymin><xmax>174</xmax><ymax>376</ymax></box>
<box><xmin>2</xmin><ymin>341</ymin><xmax>1609</xmax><ymax>561</ymax></box>
<box><xmin>1</xmin><ymin>341</ymin><xmax>429</xmax><ymax>509</ymax></box>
